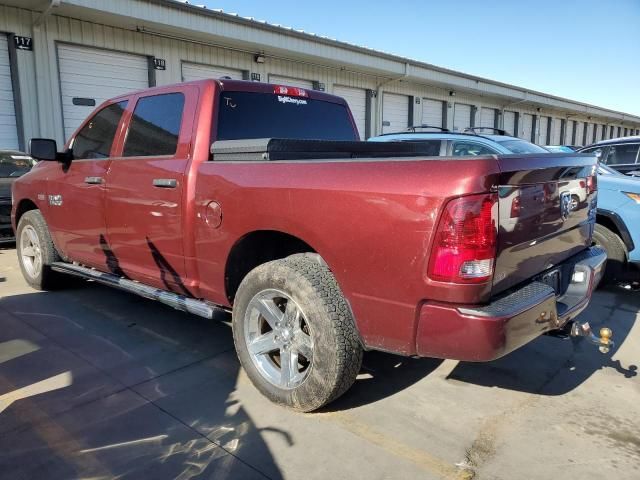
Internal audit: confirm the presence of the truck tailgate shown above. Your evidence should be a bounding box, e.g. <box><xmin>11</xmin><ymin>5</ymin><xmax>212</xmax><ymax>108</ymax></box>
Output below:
<box><xmin>492</xmin><ymin>153</ymin><xmax>597</xmax><ymax>295</ymax></box>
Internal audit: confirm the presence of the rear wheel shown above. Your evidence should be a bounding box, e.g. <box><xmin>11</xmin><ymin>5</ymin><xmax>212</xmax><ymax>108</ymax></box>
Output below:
<box><xmin>16</xmin><ymin>210</ymin><xmax>64</xmax><ymax>290</ymax></box>
<box><xmin>593</xmin><ymin>223</ymin><xmax>627</xmax><ymax>285</ymax></box>
<box><xmin>232</xmin><ymin>253</ymin><xmax>363</xmax><ymax>412</ymax></box>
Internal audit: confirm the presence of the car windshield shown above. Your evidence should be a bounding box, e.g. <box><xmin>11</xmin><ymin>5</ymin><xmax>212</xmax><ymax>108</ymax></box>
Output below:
<box><xmin>545</xmin><ymin>145</ymin><xmax>575</xmax><ymax>153</ymax></box>
<box><xmin>0</xmin><ymin>153</ymin><xmax>35</xmax><ymax>178</ymax></box>
<box><xmin>496</xmin><ymin>139</ymin><xmax>549</xmax><ymax>154</ymax></box>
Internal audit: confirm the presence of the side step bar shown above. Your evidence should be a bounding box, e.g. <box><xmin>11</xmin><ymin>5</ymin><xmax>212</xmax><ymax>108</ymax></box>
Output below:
<box><xmin>51</xmin><ymin>262</ymin><xmax>225</xmax><ymax>319</ymax></box>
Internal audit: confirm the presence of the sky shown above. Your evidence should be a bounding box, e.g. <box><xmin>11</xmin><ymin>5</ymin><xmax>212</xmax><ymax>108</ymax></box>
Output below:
<box><xmin>198</xmin><ymin>0</ymin><xmax>640</xmax><ymax>115</ymax></box>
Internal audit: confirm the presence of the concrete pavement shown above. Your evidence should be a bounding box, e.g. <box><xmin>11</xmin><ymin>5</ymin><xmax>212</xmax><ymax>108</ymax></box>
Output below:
<box><xmin>0</xmin><ymin>245</ymin><xmax>638</xmax><ymax>479</ymax></box>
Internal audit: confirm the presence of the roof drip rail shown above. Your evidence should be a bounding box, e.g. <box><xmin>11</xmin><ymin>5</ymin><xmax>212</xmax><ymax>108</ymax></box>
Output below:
<box><xmin>463</xmin><ymin>127</ymin><xmax>508</xmax><ymax>136</ymax></box>
<box><xmin>406</xmin><ymin>125</ymin><xmax>451</xmax><ymax>132</ymax></box>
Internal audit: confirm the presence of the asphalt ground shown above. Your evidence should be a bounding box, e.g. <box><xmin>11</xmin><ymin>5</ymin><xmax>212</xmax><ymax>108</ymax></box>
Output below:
<box><xmin>0</xmin><ymin>245</ymin><xmax>638</xmax><ymax>479</ymax></box>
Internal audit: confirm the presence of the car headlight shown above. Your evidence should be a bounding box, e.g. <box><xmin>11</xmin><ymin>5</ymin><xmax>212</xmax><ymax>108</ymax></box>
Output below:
<box><xmin>623</xmin><ymin>192</ymin><xmax>640</xmax><ymax>204</ymax></box>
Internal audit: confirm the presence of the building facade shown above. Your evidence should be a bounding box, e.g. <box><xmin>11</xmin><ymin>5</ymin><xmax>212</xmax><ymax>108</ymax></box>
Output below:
<box><xmin>1</xmin><ymin>0</ymin><xmax>639</xmax><ymax>151</ymax></box>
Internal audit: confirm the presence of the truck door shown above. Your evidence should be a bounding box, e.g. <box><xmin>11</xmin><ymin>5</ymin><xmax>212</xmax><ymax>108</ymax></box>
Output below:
<box><xmin>104</xmin><ymin>87</ymin><xmax>197</xmax><ymax>293</ymax></box>
<box><xmin>45</xmin><ymin>101</ymin><xmax>128</xmax><ymax>268</ymax></box>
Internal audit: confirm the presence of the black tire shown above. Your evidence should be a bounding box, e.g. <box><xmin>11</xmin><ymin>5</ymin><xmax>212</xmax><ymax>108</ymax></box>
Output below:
<box><xmin>16</xmin><ymin>210</ymin><xmax>64</xmax><ymax>290</ymax></box>
<box><xmin>593</xmin><ymin>223</ymin><xmax>627</xmax><ymax>285</ymax></box>
<box><xmin>232</xmin><ymin>253</ymin><xmax>363</xmax><ymax>412</ymax></box>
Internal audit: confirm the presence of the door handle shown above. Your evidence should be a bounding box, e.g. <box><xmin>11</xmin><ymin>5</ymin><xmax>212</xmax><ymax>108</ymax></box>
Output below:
<box><xmin>84</xmin><ymin>176</ymin><xmax>103</xmax><ymax>185</ymax></box>
<box><xmin>153</xmin><ymin>178</ymin><xmax>178</xmax><ymax>188</ymax></box>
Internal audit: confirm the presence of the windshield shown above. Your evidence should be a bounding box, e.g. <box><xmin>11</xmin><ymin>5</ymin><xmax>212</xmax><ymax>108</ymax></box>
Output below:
<box><xmin>545</xmin><ymin>145</ymin><xmax>575</xmax><ymax>153</ymax></box>
<box><xmin>0</xmin><ymin>153</ymin><xmax>35</xmax><ymax>178</ymax></box>
<box><xmin>496</xmin><ymin>139</ymin><xmax>549</xmax><ymax>154</ymax></box>
<box><xmin>216</xmin><ymin>91</ymin><xmax>358</xmax><ymax>141</ymax></box>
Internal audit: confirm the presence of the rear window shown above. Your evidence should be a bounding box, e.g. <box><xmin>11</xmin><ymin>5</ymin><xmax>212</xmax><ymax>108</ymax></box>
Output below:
<box><xmin>496</xmin><ymin>139</ymin><xmax>549</xmax><ymax>154</ymax></box>
<box><xmin>216</xmin><ymin>91</ymin><xmax>357</xmax><ymax>141</ymax></box>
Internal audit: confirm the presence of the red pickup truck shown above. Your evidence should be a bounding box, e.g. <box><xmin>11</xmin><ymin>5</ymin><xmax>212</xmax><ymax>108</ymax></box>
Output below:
<box><xmin>13</xmin><ymin>80</ymin><xmax>606</xmax><ymax>411</ymax></box>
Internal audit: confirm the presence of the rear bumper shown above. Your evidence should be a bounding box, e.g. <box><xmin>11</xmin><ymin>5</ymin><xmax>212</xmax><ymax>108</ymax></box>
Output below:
<box><xmin>415</xmin><ymin>246</ymin><xmax>606</xmax><ymax>361</ymax></box>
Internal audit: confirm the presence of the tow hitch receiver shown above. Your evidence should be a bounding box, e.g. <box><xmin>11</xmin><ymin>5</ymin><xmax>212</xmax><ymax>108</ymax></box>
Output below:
<box><xmin>570</xmin><ymin>322</ymin><xmax>614</xmax><ymax>353</ymax></box>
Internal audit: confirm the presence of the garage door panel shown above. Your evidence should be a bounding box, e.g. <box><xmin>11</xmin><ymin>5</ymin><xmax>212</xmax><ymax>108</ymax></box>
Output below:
<box><xmin>182</xmin><ymin>62</ymin><xmax>243</xmax><ymax>81</ymax></box>
<box><xmin>422</xmin><ymin>98</ymin><xmax>443</xmax><ymax>128</ymax></box>
<box><xmin>453</xmin><ymin>103</ymin><xmax>471</xmax><ymax>131</ymax></box>
<box><xmin>0</xmin><ymin>35</ymin><xmax>18</xmax><ymax>149</ymax></box>
<box><xmin>480</xmin><ymin>108</ymin><xmax>495</xmax><ymax>128</ymax></box>
<box><xmin>268</xmin><ymin>75</ymin><xmax>314</xmax><ymax>89</ymax></box>
<box><xmin>58</xmin><ymin>44</ymin><xmax>149</xmax><ymax>141</ymax></box>
<box><xmin>503</xmin><ymin>111</ymin><xmax>516</xmax><ymax>136</ymax></box>
<box><xmin>538</xmin><ymin>117</ymin><xmax>549</xmax><ymax>145</ymax></box>
<box><xmin>382</xmin><ymin>92</ymin><xmax>409</xmax><ymax>134</ymax></box>
<box><xmin>334</xmin><ymin>85</ymin><xmax>366</xmax><ymax>139</ymax></box>
<box><xmin>521</xmin><ymin>114</ymin><xmax>533</xmax><ymax>140</ymax></box>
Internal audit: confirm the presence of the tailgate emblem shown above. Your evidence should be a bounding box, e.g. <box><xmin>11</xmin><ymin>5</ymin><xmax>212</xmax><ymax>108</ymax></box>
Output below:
<box><xmin>560</xmin><ymin>191</ymin><xmax>573</xmax><ymax>220</ymax></box>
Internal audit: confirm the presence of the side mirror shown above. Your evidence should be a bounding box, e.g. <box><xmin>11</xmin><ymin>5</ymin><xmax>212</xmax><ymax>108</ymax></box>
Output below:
<box><xmin>29</xmin><ymin>138</ymin><xmax>59</xmax><ymax>161</ymax></box>
<box><xmin>594</xmin><ymin>149</ymin><xmax>603</xmax><ymax>161</ymax></box>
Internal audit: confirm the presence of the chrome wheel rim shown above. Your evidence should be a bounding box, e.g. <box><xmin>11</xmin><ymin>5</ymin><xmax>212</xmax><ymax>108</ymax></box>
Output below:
<box><xmin>244</xmin><ymin>289</ymin><xmax>314</xmax><ymax>390</ymax></box>
<box><xmin>20</xmin><ymin>225</ymin><xmax>43</xmax><ymax>279</ymax></box>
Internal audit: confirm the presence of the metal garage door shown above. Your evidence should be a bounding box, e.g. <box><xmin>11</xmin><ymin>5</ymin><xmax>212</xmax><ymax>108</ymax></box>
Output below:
<box><xmin>182</xmin><ymin>62</ymin><xmax>243</xmax><ymax>81</ymax></box>
<box><xmin>479</xmin><ymin>108</ymin><xmax>495</xmax><ymax>128</ymax></box>
<box><xmin>567</xmin><ymin>121</ymin><xmax>576</xmax><ymax>144</ymax></box>
<box><xmin>521</xmin><ymin>114</ymin><xmax>533</xmax><ymax>141</ymax></box>
<box><xmin>0</xmin><ymin>35</ymin><xmax>19</xmax><ymax>150</ymax></box>
<box><xmin>58</xmin><ymin>44</ymin><xmax>148</xmax><ymax>141</ymax></box>
<box><xmin>538</xmin><ymin>116</ymin><xmax>549</xmax><ymax>145</ymax></box>
<box><xmin>334</xmin><ymin>85</ymin><xmax>367</xmax><ymax>139</ymax></box>
<box><xmin>382</xmin><ymin>92</ymin><xmax>408</xmax><ymax>134</ymax></box>
<box><xmin>453</xmin><ymin>103</ymin><xmax>471</xmax><ymax>132</ymax></box>
<box><xmin>586</xmin><ymin>123</ymin><xmax>594</xmax><ymax>145</ymax></box>
<box><xmin>552</xmin><ymin>118</ymin><xmax>562</xmax><ymax>145</ymax></box>
<box><xmin>268</xmin><ymin>75</ymin><xmax>314</xmax><ymax>89</ymax></box>
<box><xmin>596</xmin><ymin>124</ymin><xmax>603</xmax><ymax>142</ymax></box>
<box><xmin>575</xmin><ymin>122</ymin><xmax>584</xmax><ymax>146</ymax></box>
<box><xmin>422</xmin><ymin>98</ymin><xmax>443</xmax><ymax>128</ymax></box>
<box><xmin>503</xmin><ymin>111</ymin><xmax>516</xmax><ymax>136</ymax></box>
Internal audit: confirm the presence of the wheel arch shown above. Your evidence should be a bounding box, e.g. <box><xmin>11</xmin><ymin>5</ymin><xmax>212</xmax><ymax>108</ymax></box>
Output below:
<box><xmin>596</xmin><ymin>209</ymin><xmax>634</xmax><ymax>254</ymax></box>
<box><xmin>14</xmin><ymin>198</ymin><xmax>39</xmax><ymax>227</ymax></box>
<box><xmin>224</xmin><ymin>229</ymin><xmax>320</xmax><ymax>303</ymax></box>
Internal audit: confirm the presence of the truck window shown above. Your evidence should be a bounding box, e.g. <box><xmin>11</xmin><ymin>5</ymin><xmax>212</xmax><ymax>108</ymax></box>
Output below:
<box><xmin>123</xmin><ymin>93</ymin><xmax>185</xmax><ymax>157</ymax></box>
<box><xmin>216</xmin><ymin>91</ymin><xmax>357</xmax><ymax>142</ymax></box>
<box><xmin>452</xmin><ymin>141</ymin><xmax>497</xmax><ymax>156</ymax></box>
<box><xmin>71</xmin><ymin>101</ymin><xmax>127</xmax><ymax>159</ymax></box>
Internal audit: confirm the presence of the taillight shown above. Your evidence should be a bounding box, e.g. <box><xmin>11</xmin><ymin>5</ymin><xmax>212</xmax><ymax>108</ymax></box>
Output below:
<box><xmin>586</xmin><ymin>175</ymin><xmax>597</xmax><ymax>194</ymax></box>
<box><xmin>428</xmin><ymin>193</ymin><xmax>498</xmax><ymax>284</ymax></box>
<box><xmin>273</xmin><ymin>85</ymin><xmax>308</xmax><ymax>97</ymax></box>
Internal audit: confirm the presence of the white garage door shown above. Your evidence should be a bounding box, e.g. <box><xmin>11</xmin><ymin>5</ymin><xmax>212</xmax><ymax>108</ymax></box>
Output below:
<box><xmin>586</xmin><ymin>123</ymin><xmax>594</xmax><ymax>145</ymax></box>
<box><xmin>552</xmin><ymin>118</ymin><xmax>562</xmax><ymax>145</ymax></box>
<box><xmin>382</xmin><ymin>92</ymin><xmax>408</xmax><ymax>134</ymax></box>
<box><xmin>521</xmin><ymin>114</ymin><xmax>533</xmax><ymax>141</ymax></box>
<box><xmin>422</xmin><ymin>98</ymin><xmax>443</xmax><ymax>128</ymax></box>
<box><xmin>566</xmin><ymin>121</ymin><xmax>576</xmax><ymax>144</ymax></box>
<box><xmin>538</xmin><ymin>116</ymin><xmax>549</xmax><ymax>145</ymax></box>
<box><xmin>182</xmin><ymin>62</ymin><xmax>243</xmax><ymax>81</ymax></box>
<box><xmin>575</xmin><ymin>122</ymin><xmax>584</xmax><ymax>146</ymax></box>
<box><xmin>453</xmin><ymin>103</ymin><xmax>471</xmax><ymax>132</ymax></box>
<box><xmin>334</xmin><ymin>85</ymin><xmax>367</xmax><ymax>139</ymax></box>
<box><xmin>268</xmin><ymin>75</ymin><xmax>314</xmax><ymax>90</ymax></box>
<box><xmin>0</xmin><ymin>35</ymin><xmax>19</xmax><ymax>150</ymax></box>
<box><xmin>595</xmin><ymin>124</ymin><xmax>603</xmax><ymax>142</ymax></box>
<box><xmin>479</xmin><ymin>108</ymin><xmax>495</xmax><ymax>128</ymax></box>
<box><xmin>58</xmin><ymin>44</ymin><xmax>149</xmax><ymax>141</ymax></box>
<box><xmin>503</xmin><ymin>111</ymin><xmax>516</xmax><ymax>136</ymax></box>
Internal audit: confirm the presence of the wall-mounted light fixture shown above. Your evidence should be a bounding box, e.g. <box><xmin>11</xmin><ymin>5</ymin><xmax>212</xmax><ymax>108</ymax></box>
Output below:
<box><xmin>449</xmin><ymin>90</ymin><xmax>455</xmax><ymax>97</ymax></box>
<box><xmin>254</xmin><ymin>54</ymin><xmax>265</xmax><ymax>64</ymax></box>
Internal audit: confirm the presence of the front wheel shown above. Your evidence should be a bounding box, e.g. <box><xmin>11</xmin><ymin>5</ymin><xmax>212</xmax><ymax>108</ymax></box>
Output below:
<box><xmin>16</xmin><ymin>210</ymin><xmax>63</xmax><ymax>290</ymax></box>
<box><xmin>592</xmin><ymin>223</ymin><xmax>627</xmax><ymax>285</ymax></box>
<box><xmin>232</xmin><ymin>254</ymin><xmax>363</xmax><ymax>412</ymax></box>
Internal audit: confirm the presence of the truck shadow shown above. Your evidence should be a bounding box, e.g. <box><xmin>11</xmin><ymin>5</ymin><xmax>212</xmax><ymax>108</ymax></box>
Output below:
<box><xmin>0</xmin><ymin>285</ymin><xmax>285</xmax><ymax>479</ymax></box>
<box><xmin>445</xmin><ymin>285</ymin><xmax>638</xmax><ymax>395</ymax></box>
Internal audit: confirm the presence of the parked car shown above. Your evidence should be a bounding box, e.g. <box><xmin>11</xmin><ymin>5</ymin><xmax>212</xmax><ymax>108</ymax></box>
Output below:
<box><xmin>579</xmin><ymin>136</ymin><xmax>640</xmax><ymax>176</ymax></box>
<box><xmin>591</xmin><ymin>163</ymin><xmax>640</xmax><ymax>282</ymax></box>
<box><xmin>14</xmin><ymin>82</ymin><xmax>606</xmax><ymax>411</ymax></box>
<box><xmin>0</xmin><ymin>150</ymin><xmax>35</xmax><ymax>244</ymax></box>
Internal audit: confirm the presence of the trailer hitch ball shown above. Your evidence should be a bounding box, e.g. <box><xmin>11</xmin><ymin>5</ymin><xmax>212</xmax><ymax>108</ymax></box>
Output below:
<box><xmin>570</xmin><ymin>322</ymin><xmax>614</xmax><ymax>354</ymax></box>
<box><xmin>599</xmin><ymin>327</ymin><xmax>613</xmax><ymax>354</ymax></box>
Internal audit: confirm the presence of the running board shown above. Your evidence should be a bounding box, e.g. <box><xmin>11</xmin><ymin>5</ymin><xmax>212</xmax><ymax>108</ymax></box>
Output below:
<box><xmin>51</xmin><ymin>262</ymin><xmax>223</xmax><ymax>319</ymax></box>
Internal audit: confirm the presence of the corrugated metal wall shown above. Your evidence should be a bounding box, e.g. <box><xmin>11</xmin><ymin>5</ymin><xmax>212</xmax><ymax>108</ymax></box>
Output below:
<box><xmin>1</xmin><ymin>3</ymin><xmax>638</xmax><ymax>147</ymax></box>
